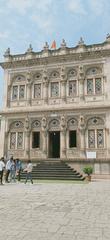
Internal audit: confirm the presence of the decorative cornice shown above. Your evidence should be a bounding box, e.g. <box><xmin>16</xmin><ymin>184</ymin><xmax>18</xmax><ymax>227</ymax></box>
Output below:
<box><xmin>1</xmin><ymin>40</ymin><xmax>110</xmax><ymax>69</ymax></box>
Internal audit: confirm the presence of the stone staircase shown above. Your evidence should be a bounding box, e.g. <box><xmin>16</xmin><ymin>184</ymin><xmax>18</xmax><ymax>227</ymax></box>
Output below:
<box><xmin>21</xmin><ymin>161</ymin><xmax>85</xmax><ymax>181</ymax></box>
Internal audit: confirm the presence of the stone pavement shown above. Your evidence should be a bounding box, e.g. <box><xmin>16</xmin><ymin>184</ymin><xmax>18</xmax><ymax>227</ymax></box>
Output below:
<box><xmin>0</xmin><ymin>180</ymin><xmax>110</xmax><ymax>240</ymax></box>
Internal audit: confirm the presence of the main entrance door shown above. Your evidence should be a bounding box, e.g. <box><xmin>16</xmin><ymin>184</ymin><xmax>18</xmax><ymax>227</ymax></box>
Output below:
<box><xmin>49</xmin><ymin>131</ymin><xmax>60</xmax><ymax>158</ymax></box>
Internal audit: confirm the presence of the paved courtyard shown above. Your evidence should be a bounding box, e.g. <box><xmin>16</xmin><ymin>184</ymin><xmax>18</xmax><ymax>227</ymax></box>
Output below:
<box><xmin>0</xmin><ymin>180</ymin><xmax>110</xmax><ymax>240</ymax></box>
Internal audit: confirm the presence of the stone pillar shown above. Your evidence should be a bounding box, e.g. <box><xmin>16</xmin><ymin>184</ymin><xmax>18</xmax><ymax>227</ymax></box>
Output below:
<box><xmin>4</xmin><ymin>131</ymin><xmax>9</xmax><ymax>158</ymax></box>
<box><xmin>24</xmin><ymin>117</ymin><xmax>31</xmax><ymax>160</ymax></box>
<box><xmin>43</xmin><ymin>68</ymin><xmax>49</xmax><ymax>104</ymax></box>
<box><xmin>26</xmin><ymin>72</ymin><xmax>32</xmax><ymax>106</ymax></box>
<box><xmin>60</xmin><ymin>66</ymin><xmax>67</xmax><ymax>102</ymax></box>
<box><xmin>7</xmin><ymin>85</ymin><xmax>11</xmax><ymax>107</ymax></box>
<box><xmin>43</xmin><ymin>81</ymin><xmax>48</xmax><ymax>104</ymax></box>
<box><xmin>42</xmin><ymin>130</ymin><xmax>47</xmax><ymax>158</ymax></box>
<box><xmin>41</xmin><ymin>117</ymin><xmax>47</xmax><ymax>158</ymax></box>
<box><xmin>78</xmin><ymin>65</ymin><xmax>85</xmax><ymax>101</ymax></box>
<box><xmin>61</xmin><ymin>81</ymin><xmax>66</xmax><ymax>102</ymax></box>
<box><xmin>78</xmin><ymin>116</ymin><xmax>86</xmax><ymax>157</ymax></box>
<box><xmin>60</xmin><ymin>115</ymin><xmax>67</xmax><ymax>159</ymax></box>
<box><xmin>25</xmin><ymin>130</ymin><xmax>30</xmax><ymax>160</ymax></box>
<box><xmin>79</xmin><ymin>78</ymin><xmax>84</xmax><ymax>100</ymax></box>
<box><xmin>60</xmin><ymin>130</ymin><xmax>66</xmax><ymax>159</ymax></box>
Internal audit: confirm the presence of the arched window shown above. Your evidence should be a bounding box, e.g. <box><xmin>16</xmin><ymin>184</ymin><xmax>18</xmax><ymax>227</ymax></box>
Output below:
<box><xmin>67</xmin><ymin>69</ymin><xmax>78</xmax><ymax>97</ymax></box>
<box><xmin>86</xmin><ymin>67</ymin><xmax>102</xmax><ymax>95</ymax></box>
<box><xmin>10</xmin><ymin>121</ymin><xmax>24</xmax><ymax>149</ymax></box>
<box><xmin>11</xmin><ymin>75</ymin><xmax>26</xmax><ymax>101</ymax></box>
<box><xmin>87</xmin><ymin>117</ymin><xmax>104</xmax><ymax>148</ymax></box>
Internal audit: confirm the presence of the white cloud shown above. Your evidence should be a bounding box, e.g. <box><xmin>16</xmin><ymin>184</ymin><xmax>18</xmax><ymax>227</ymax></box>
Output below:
<box><xmin>6</xmin><ymin>0</ymin><xmax>53</xmax><ymax>14</ymax></box>
<box><xmin>67</xmin><ymin>0</ymin><xmax>86</xmax><ymax>15</ymax></box>
<box><xmin>0</xmin><ymin>31</ymin><xmax>9</xmax><ymax>39</ymax></box>
<box><xmin>88</xmin><ymin>0</ymin><xmax>106</xmax><ymax>16</ymax></box>
<box><xmin>31</xmin><ymin>14</ymin><xmax>54</xmax><ymax>35</ymax></box>
<box><xmin>7</xmin><ymin>0</ymin><xmax>34</xmax><ymax>14</ymax></box>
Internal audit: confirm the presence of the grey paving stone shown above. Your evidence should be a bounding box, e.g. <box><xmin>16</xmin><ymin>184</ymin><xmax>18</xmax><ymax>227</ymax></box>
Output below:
<box><xmin>0</xmin><ymin>181</ymin><xmax>110</xmax><ymax>240</ymax></box>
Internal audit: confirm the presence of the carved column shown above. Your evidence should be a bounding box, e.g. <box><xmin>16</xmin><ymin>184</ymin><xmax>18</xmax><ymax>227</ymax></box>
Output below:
<box><xmin>24</xmin><ymin>117</ymin><xmax>31</xmax><ymax>160</ymax></box>
<box><xmin>61</xmin><ymin>81</ymin><xmax>66</xmax><ymax>102</ymax></box>
<box><xmin>60</xmin><ymin>115</ymin><xmax>67</xmax><ymax>159</ymax></box>
<box><xmin>42</xmin><ymin>130</ymin><xmax>47</xmax><ymax>158</ymax></box>
<box><xmin>43</xmin><ymin>81</ymin><xmax>48</xmax><ymax>104</ymax></box>
<box><xmin>7</xmin><ymin>85</ymin><xmax>11</xmax><ymax>107</ymax></box>
<box><xmin>60</xmin><ymin>130</ymin><xmax>66</xmax><ymax>159</ymax></box>
<box><xmin>26</xmin><ymin>72</ymin><xmax>32</xmax><ymax>106</ymax></box>
<box><xmin>25</xmin><ymin>130</ymin><xmax>30</xmax><ymax>160</ymax></box>
<box><xmin>78</xmin><ymin>116</ymin><xmax>86</xmax><ymax>157</ymax></box>
<box><xmin>43</xmin><ymin>68</ymin><xmax>49</xmax><ymax>104</ymax></box>
<box><xmin>4</xmin><ymin>131</ymin><xmax>9</xmax><ymax>157</ymax></box>
<box><xmin>60</xmin><ymin>66</ymin><xmax>67</xmax><ymax>102</ymax></box>
<box><xmin>41</xmin><ymin>117</ymin><xmax>47</xmax><ymax>158</ymax></box>
<box><xmin>78</xmin><ymin>65</ymin><xmax>85</xmax><ymax>101</ymax></box>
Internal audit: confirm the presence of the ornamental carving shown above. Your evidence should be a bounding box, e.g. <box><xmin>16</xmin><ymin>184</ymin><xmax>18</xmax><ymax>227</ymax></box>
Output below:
<box><xmin>78</xmin><ymin>65</ymin><xmax>85</xmax><ymax>79</ymax></box>
<box><xmin>49</xmin><ymin>119</ymin><xmax>60</xmax><ymax>129</ymax></box>
<box><xmin>50</xmin><ymin>71</ymin><xmax>60</xmax><ymax>79</ymax></box>
<box><xmin>43</xmin><ymin>68</ymin><xmax>48</xmax><ymax>82</ymax></box>
<box><xmin>32</xmin><ymin>120</ymin><xmax>41</xmax><ymax>128</ymax></box>
<box><xmin>10</xmin><ymin>121</ymin><xmax>24</xmax><ymax>130</ymax></box>
<box><xmin>42</xmin><ymin>117</ymin><xmax>47</xmax><ymax>129</ymax></box>
<box><xmin>67</xmin><ymin>118</ymin><xmax>78</xmax><ymax>128</ymax></box>
<box><xmin>60</xmin><ymin>115</ymin><xmax>66</xmax><ymax>130</ymax></box>
<box><xmin>78</xmin><ymin>115</ymin><xmax>86</xmax><ymax>132</ymax></box>
<box><xmin>88</xmin><ymin>117</ymin><xmax>104</xmax><ymax>126</ymax></box>
<box><xmin>67</xmin><ymin>69</ymin><xmax>77</xmax><ymax>78</ymax></box>
<box><xmin>25</xmin><ymin>117</ymin><xmax>30</xmax><ymax>130</ymax></box>
<box><xmin>60</xmin><ymin>66</ymin><xmax>66</xmax><ymax>81</ymax></box>
<box><xmin>86</xmin><ymin>67</ymin><xmax>102</xmax><ymax>76</ymax></box>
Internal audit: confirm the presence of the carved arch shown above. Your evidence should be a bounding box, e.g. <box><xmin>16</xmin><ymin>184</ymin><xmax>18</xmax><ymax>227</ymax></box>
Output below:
<box><xmin>87</xmin><ymin>117</ymin><xmax>104</xmax><ymax>127</ymax></box>
<box><xmin>9</xmin><ymin>121</ymin><xmax>24</xmax><ymax>130</ymax></box>
<box><xmin>86</xmin><ymin>67</ymin><xmax>102</xmax><ymax>76</ymax></box>
<box><xmin>49</xmin><ymin>119</ymin><xmax>60</xmax><ymax>130</ymax></box>
<box><xmin>67</xmin><ymin>118</ymin><xmax>78</xmax><ymax>128</ymax></box>
<box><xmin>31</xmin><ymin>120</ymin><xmax>41</xmax><ymax>129</ymax></box>
<box><xmin>49</xmin><ymin>71</ymin><xmax>60</xmax><ymax>79</ymax></box>
<box><xmin>67</xmin><ymin>69</ymin><xmax>77</xmax><ymax>78</ymax></box>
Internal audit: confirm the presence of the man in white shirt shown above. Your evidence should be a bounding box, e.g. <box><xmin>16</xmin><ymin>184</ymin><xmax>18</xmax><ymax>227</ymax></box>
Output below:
<box><xmin>24</xmin><ymin>160</ymin><xmax>33</xmax><ymax>184</ymax></box>
<box><xmin>0</xmin><ymin>157</ymin><xmax>5</xmax><ymax>185</ymax></box>
<box><xmin>5</xmin><ymin>156</ymin><xmax>13</xmax><ymax>182</ymax></box>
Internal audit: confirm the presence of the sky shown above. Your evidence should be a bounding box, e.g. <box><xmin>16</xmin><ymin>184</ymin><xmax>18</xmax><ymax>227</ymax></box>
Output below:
<box><xmin>0</xmin><ymin>0</ymin><xmax>110</xmax><ymax>108</ymax></box>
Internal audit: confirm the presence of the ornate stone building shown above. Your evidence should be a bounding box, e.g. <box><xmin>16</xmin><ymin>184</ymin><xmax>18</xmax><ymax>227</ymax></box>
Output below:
<box><xmin>1</xmin><ymin>36</ymin><xmax>110</xmax><ymax>174</ymax></box>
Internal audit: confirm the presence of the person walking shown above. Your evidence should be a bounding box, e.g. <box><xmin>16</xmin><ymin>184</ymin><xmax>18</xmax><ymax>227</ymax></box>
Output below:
<box><xmin>10</xmin><ymin>159</ymin><xmax>16</xmax><ymax>182</ymax></box>
<box><xmin>16</xmin><ymin>159</ymin><xmax>22</xmax><ymax>181</ymax></box>
<box><xmin>5</xmin><ymin>156</ymin><xmax>13</xmax><ymax>182</ymax></box>
<box><xmin>0</xmin><ymin>157</ymin><xmax>5</xmax><ymax>185</ymax></box>
<box><xmin>24</xmin><ymin>160</ymin><xmax>33</xmax><ymax>184</ymax></box>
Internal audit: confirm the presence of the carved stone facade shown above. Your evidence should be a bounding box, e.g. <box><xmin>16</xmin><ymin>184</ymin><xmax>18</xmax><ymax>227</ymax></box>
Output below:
<box><xmin>1</xmin><ymin>36</ymin><xmax>110</xmax><ymax>174</ymax></box>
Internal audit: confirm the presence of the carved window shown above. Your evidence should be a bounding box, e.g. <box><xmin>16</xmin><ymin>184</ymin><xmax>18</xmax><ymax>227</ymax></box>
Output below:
<box><xmin>12</xmin><ymin>86</ymin><xmax>18</xmax><ymax>100</ymax></box>
<box><xmin>97</xmin><ymin>129</ymin><xmax>104</xmax><ymax>148</ymax></box>
<box><xmin>95</xmin><ymin>78</ymin><xmax>102</xmax><ymax>94</ymax></box>
<box><xmin>19</xmin><ymin>85</ymin><xmax>25</xmax><ymax>99</ymax></box>
<box><xmin>88</xmin><ymin>129</ymin><xmax>104</xmax><ymax>148</ymax></box>
<box><xmin>10</xmin><ymin>132</ymin><xmax>23</xmax><ymax>149</ymax></box>
<box><xmin>17</xmin><ymin>132</ymin><xmax>23</xmax><ymax>149</ymax></box>
<box><xmin>10</xmin><ymin>132</ymin><xmax>16</xmax><ymax>149</ymax></box>
<box><xmin>51</xmin><ymin>82</ymin><xmax>59</xmax><ymax>97</ymax></box>
<box><xmin>34</xmin><ymin>84</ymin><xmax>41</xmax><ymax>98</ymax></box>
<box><xmin>87</xmin><ymin>79</ymin><xmax>93</xmax><ymax>94</ymax></box>
<box><xmin>12</xmin><ymin>85</ymin><xmax>25</xmax><ymax>100</ymax></box>
<box><xmin>87</xmin><ymin>78</ymin><xmax>102</xmax><ymax>95</ymax></box>
<box><xmin>88</xmin><ymin>130</ymin><xmax>95</xmax><ymax>148</ymax></box>
<box><xmin>69</xmin><ymin>81</ymin><xmax>77</xmax><ymax>96</ymax></box>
